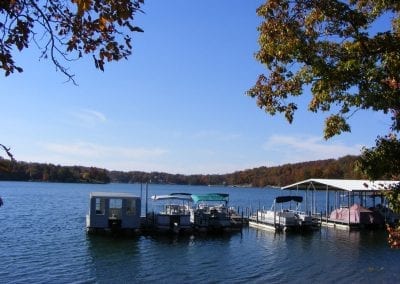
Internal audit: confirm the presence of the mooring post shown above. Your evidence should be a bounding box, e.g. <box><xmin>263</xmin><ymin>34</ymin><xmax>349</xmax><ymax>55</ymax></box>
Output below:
<box><xmin>145</xmin><ymin>182</ymin><xmax>148</xmax><ymax>217</ymax></box>
<box><xmin>348</xmin><ymin>191</ymin><xmax>350</xmax><ymax>226</ymax></box>
<box><xmin>326</xmin><ymin>184</ymin><xmax>329</xmax><ymax>224</ymax></box>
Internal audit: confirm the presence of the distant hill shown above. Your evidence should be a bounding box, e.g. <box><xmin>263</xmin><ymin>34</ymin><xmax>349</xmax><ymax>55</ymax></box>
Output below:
<box><xmin>223</xmin><ymin>155</ymin><xmax>366</xmax><ymax>187</ymax></box>
<box><xmin>0</xmin><ymin>159</ymin><xmax>110</xmax><ymax>184</ymax></box>
<box><xmin>0</xmin><ymin>155</ymin><xmax>365</xmax><ymax>187</ymax></box>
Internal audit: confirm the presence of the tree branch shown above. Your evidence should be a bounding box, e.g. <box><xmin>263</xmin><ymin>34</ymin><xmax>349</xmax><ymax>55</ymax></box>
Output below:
<box><xmin>0</xmin><ymin>144</ymin><xmax>15</xmax><ymax>161</ymax></box>
<box><xmin>29</xmin><ymin>0</ymin><xmax>77</xmax><ymax>84</ymax></box>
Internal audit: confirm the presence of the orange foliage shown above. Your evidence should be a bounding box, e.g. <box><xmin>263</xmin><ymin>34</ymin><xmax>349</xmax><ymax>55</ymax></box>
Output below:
<box><xmin>387</xmin><ymin>224</ymin><xmax>400</xmax><ymax>249</ymax></box>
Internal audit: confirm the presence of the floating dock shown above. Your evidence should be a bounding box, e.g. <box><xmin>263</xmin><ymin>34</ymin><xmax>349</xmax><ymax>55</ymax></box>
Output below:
<box><xmin>86</xmin><ymin>191</ymin><xmax>246</xmax><ymax>235</ymax></box>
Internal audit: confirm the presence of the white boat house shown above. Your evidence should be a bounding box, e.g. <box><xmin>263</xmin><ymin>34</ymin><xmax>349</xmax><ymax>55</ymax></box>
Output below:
<box><xmin>281</xmin><ymin>179</ymin><xmax>400</xmax><ymax>229</ymax></box>
<box><xmin>86</xmin><ymin>192</ymin><xmax>141</xmax><ymax>233</ymax></box>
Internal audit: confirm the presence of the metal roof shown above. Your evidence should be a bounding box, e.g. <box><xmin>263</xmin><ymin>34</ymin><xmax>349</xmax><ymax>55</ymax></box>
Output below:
<box><xmin>90</xmin><ymin>192</ymin><xmax>139</xmax><ymax>198</ymax></box>
<box><xmin>151</xmin><ymin>194</ymin><xmax>192</xmax><ymax>201</ymax></box>
<box><xmin>281</xmin><ymin>178</ymin><xmax>400</xmax><ymax>192</ymax></box>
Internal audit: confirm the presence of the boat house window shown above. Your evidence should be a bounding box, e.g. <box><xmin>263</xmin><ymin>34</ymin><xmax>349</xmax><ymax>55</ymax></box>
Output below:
<box><xmin>95</xmin><ymin>198</ymin><xmax>105</xmax><ymax>215</ymax></box>
<box><xmin>110</xmin><ymin>198</ymin><xmax>122</xmax><ymax>209</ymax></box>
<box><xmin>126</xmin><ymin>199</ymin><xmax>136</xmax><ymax>216</ymax></box>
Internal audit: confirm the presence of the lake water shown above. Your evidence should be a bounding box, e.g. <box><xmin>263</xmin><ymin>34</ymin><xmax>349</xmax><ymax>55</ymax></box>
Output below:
<box><xmin>1</xmin><ymin>182</ymin><xmax>399</xmax><ymax>283</ymax></box>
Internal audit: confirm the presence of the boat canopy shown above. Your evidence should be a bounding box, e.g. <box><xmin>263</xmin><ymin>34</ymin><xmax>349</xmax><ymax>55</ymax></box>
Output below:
<box><xmin>275</xmin><ymin>196</ymin><xmax>303</xmax><ymax>203</ymax></box>
<box><xmin>151</xmin><ymin>194</ymin><xmax>192</xmax><ymax>201</ymax></box>
<box><xmin>170</xmin><ymin>192</ymin><xmax>192</xmax><ymax>196</ymax></box>
<box><xmin>191</xmin><ymin>193</ymin><xmax>229</xmax><ymax>204</ymax></box>
<box><xmin>281</xmin><ymin>179</ymin><xmax>400</xmax><ymax>192</ymax></box>
<box><xmin>152</xmin><ymin>193</ymin><xmax>230</xmax><ymax>203</ymax></box>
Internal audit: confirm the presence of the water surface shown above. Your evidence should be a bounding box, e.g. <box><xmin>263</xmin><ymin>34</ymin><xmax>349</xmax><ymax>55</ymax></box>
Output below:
<box><xmin>0</xmin><ymin>182</ymin><xmax>398</xmax><ymax>283</ymax></box>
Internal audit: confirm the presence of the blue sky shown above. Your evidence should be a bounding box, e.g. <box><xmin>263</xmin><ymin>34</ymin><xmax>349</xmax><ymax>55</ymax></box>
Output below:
<box><xmin>0</xmin><ymin>1</ymin><xmax>393</xmax><ymax>174</ymax></box>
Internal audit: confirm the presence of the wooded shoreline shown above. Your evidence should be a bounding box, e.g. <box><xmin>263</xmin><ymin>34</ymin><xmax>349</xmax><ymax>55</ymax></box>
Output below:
<box><xmin>0</xmin><ymin>155</ymin><xmax>366</xmax><ymax>187</ymax></box>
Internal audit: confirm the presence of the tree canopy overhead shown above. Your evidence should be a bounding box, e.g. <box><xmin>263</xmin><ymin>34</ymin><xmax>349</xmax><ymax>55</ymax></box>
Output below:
<box><xmin>0</xmin><ymin>0</ymin><xmax>144</xmax><ymax>83</ymax></box>
<box><xmin>248</xmin><ymin>0</ymin><xmax>400</xmax><ymax>139</ymax></box>
<box><xmin>248</xmin><ymin>0</ymin><xmax>400</xmax><ymax>247</ymax></box>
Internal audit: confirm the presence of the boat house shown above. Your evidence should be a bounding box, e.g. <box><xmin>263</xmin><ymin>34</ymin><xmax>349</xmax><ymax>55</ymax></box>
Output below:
<box><xmin>86</xmin><ymin>192</ymin><xmax>141</xmax><ymax>234</ymax></box>
<box><xmin>281</xmin><ymin>179</ymin><xmax>400</xmax><ymax>229</ymax></box>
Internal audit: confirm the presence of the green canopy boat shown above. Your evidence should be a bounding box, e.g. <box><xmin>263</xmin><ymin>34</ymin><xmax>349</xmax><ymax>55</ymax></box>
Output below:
<box><xmin>190</xmin><ymin>193</ymin><xmax>229</xmax><ymax>204</ymax></box>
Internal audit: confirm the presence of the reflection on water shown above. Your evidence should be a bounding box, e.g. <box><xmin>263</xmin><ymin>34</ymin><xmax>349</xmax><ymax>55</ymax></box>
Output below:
<box><xmin>86</xmin><ymin>232</ymin><xmax>242</xmax><ymax>283</ymax></box>
<box><xmin>1</xmin><ymin>182</ymin><xmax>400</xmax><ymax>283</ymax></box>
<box><xmin>243</xmin><ymin>227</ymin><xmax>398</xmax><ymax>284</ymax></box>
<box><xmin>86</xmin><ymin>235</ymin><xmax>141</xmax><ymax>282</ymax></box>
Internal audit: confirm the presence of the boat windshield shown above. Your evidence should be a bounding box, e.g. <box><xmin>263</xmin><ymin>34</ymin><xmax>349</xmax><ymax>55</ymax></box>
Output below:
<box><xmin>275</xmin><ymin>196</ymin><xmax>303</xmax><ymax>203</ymax></box>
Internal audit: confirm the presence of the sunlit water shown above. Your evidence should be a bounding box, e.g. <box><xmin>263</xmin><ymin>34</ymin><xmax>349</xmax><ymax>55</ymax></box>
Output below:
<box><xmin>0</xmin><ymin>182</ymin><xmax>399</xmax><ymax>283</ymax></box>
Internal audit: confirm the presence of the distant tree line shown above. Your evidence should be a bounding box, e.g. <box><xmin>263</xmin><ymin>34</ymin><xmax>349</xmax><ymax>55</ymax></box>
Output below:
<box><xmin>110</xmin><ymin>155</ymin><xmax>367</xmax><ymax>187</ymax></box>
<box><xmin>0</xmin><ymin>158</ymin><xmax>110</xmax><ymax>184</ymax></box>
<box><xmin>224</xmin><ymin>155</ymin><xmax>366</xmax><ymax>187</ymax></box>
<box><xmin>0</xmin><ymin>155</ymin><xmax>367</xmax><ymax>186</ymax></box>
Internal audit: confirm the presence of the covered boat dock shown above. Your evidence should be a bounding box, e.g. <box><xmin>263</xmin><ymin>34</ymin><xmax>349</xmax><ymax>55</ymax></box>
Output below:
<box><xmin>281</xmin><ymin>179</ymin><xmax>400</xmax><ymax>229</ymax></box>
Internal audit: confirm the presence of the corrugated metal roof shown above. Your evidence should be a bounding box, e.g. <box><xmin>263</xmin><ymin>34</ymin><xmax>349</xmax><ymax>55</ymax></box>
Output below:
<box><xmin>151</xmin><ymin>194</ymin><xmax>192</xmax><ymax>201</ymax></box>
<box><xmin>90</xmin><ymin>192</ymin><xmax>139</xmax><ymax>198</ymax></box>
<box><xmin>281</xmin><ymin>178</ymin><xmax>400</xmax><ymax>192</ymax></box>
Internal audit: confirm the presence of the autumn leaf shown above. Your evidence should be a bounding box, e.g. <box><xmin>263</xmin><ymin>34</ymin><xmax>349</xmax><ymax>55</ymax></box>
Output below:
<box><xmin>99</xmin><ymin>16</ymin><xmax>108</xmax><ymax>31</ymax></box>
<box><xmin>71</xmin><ymin>0</ymin><xmax>92</xmax><ymax>16</ymax></box>
<box><xmin>0</xmin><ymin>0</ymin><xmax>143</xmax><ymax>82</ymax></box>
<box><xmin>125</xmin><ymin>22</ymin><xmax>144</xmax><ymax>32</ymax></box>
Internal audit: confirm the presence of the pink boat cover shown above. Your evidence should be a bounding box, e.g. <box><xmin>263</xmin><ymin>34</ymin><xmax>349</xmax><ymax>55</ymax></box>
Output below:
<box><xmin>329</xmin><ymin>204</ymin><xmax>384</xmax><ymax>225</ymax></box>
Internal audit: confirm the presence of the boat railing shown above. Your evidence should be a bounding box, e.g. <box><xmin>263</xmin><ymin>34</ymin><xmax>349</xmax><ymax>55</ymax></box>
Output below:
<box><xmin>161</xmin><ymin>204</ymin><xmax>191</xmax><ymax>215</ymax></box>
<box><xmin>286</xmin><ymin>209</ymin><xmax>311</xmax><ymax>216</ymax></box>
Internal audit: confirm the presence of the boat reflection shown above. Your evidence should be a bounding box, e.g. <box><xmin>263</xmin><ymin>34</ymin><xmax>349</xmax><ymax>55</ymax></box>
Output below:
<box><xmin>86</xmin><ymin>234</ymin><xmax>140</xmax><ymax>282</ymax></box>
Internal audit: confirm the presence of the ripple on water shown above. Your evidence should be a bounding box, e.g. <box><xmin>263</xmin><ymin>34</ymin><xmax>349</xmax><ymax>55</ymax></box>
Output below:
<box><xmin>1</xmin><ymin>182</ymin><xmax>400</xmax><ymax>283</ymax></box>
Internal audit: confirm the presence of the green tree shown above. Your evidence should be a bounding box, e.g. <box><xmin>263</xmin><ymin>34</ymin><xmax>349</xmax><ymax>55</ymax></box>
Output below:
<box><xmin>249</xmin><ymin>0</ymin><xmax>400</xmax><ymax>246</ymax></box>
<box><xmin>358</xmin><ymin>134</ymin><xmax>400</xmax><ymax>180</ymax></box>
<box><xmin>0</xmin><ymin>0</ymin><xmax>144</xmax><ymax>83</ymax></box>
<box><xmin>248</xmin><ymin>0</ymin><xmax>399</xmax><ymax>139</ymax></box>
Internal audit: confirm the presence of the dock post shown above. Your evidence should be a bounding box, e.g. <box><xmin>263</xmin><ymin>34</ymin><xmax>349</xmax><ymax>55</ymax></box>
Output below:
<box><xmin>348</xmin><ymin>191</ymin><xmax>350</xmax><ymax>226</ymax></box>
<box><xmin>320</xmin><ymin>211</ymin><xmax>322</xmax><ymax>226</ymax></box>
<box><xmin>145</xmin><ymin>182</ymin><xmax>148</xmax><ymax>217</ymax></box>
<box><xmin>326</xmin><ymin>184</ymin><xmax>329</xmax><ymax>225</ymax></box>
